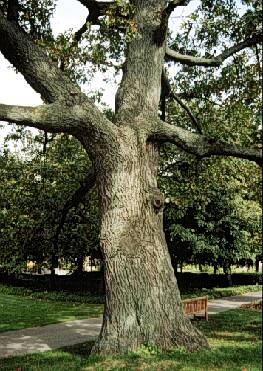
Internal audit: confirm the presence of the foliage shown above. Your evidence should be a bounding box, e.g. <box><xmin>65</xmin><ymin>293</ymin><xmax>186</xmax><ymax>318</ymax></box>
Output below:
<box><xmin>1</xmin><ymin>308</ymin><xmax>261</xmax><ymax>370</ymax></box>
<box><xmin>0</xmin><ymin>132</ymin><xmax>100</xmax><ymax>273</ymax></box>
<box><xmin>0</xmin><ymin>0</ymin><xmax>55</xmax><ymax>41</ymax></box>
<box><xmin>160</xmin><ymin>0</ymin><xmax>262</xmax><ymax>271</ymax></box>
<box><xmin>161</xmin><ymin>155</ymin><xmax>262</xmax><ymax>270</ymax></box>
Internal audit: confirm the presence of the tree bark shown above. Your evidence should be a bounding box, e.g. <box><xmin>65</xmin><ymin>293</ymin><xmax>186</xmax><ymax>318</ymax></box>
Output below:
<box><xmin>92</xmin><ymin>128</ymin><xmax>209</xmax><ymax>354</ymax></box>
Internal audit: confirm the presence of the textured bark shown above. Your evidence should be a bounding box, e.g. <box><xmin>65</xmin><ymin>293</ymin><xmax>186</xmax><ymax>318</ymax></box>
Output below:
<box><xmin>0</xmin><ymin>11</ymin><xmax>85</xmax><ymax>103</ymax></box>
<box><xmin>92</xmin><ymin>126</ymin><xmax>208</xmax><ymax>354</ymax></box>
<box><xmin>115</xmin><ymin>0</ymin><xmax>167</xmax><ymax>123</ymax></box>
<box><xmin>151</xmin><ymin>120</ymin><xmax>262</xmax><ymax>165</ymax></box>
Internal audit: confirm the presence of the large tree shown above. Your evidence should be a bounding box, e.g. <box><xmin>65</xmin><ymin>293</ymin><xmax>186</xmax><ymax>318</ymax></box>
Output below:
<box><xmin>0</xmin><ymin>0</ymin><xmax>262</xmax><ymax>355</ymax></box>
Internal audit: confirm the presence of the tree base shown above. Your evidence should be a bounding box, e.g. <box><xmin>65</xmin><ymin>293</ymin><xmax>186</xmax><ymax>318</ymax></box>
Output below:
<box><xmin>91</xmin><ymin>316</ymin><xmax>209</xmax><ymax>356</ymax></box>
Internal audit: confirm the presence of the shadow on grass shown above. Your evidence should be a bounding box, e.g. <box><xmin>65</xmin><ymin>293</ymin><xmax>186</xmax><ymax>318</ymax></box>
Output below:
<box><xmin>2</xmin><ymin>342</ymin><xmax>260</xmax><ymax>371</ymax></box>
<box><xmin>60</xmin><ymin>341</ymin><xmax>95</xmax><ymax>356</ymax></box>
<box><xmin>0</xmin><ymin>309</ymin><xmax>261</xmax><ymax>371</ymax></box>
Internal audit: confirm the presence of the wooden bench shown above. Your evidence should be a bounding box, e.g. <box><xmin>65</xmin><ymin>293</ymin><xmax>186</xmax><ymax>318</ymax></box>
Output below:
<box><xmin>182</xmin><ymin>295</ymin><xmax>208</xmax><ymax>321</ymax></box>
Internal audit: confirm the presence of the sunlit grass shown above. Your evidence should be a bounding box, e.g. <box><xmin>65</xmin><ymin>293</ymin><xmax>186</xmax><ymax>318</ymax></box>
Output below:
<box><xmin>180</xmin><ymin>284</ymin><xmax>262</xmax><ymax>300</ymax></box>
<box><xmin>0</xmin><ymin>282</ymin><xmax>261</xmax><ymax>333</ymax></box>
<box><xmin>0</xmin><ymin>293</ymin><xmax>103</xmax><ymax>332</ymax></box>
<box><xmin>0</xmin><ymin>308</ymin><xmax>261</xmax><ymax>371</ymax></box>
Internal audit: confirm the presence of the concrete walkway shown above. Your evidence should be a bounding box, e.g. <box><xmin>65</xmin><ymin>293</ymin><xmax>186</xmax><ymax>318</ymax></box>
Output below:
<box><xmin>207</xmin><ymin>290</ymin><xmax>262</xmax><ymax>314</ymax></box>
<box><xmin>0</xmin><ymin>290</ymin><xmax>261</xmax><ymax>359</ymax></box>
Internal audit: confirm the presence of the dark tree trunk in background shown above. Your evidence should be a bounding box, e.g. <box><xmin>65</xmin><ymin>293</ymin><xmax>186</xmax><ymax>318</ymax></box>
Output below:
<box><xmin>223</xmin><ymin>263</ymin><xmax>232</xmax><ymax>287</ymax></box>
<box><xmin>213</xmin><ymin>264</ymin><xmax>218</xmax><ymax>274</ymax></box>
<box><xmin>172</xmin><ymin>255</ymin><xmax>178</xmax><ymax>274</ymax></box>
<box><xmin>49</xmin><ymin>254</ymin><xmax>58</xmax><ymax>290</ymax></box>
<box><xmin>180</xmin><ymin>262</ymin><xmax>183</xmax><ymax>273</ymax></box>
<box><xmin>76</xmin><ymin>255</ymin><xmax>84</xmax><ymax>274</ymax></box>
<box><xmin>255</xmin><ymin>259</ymin><xmax>259</xmax><ymax>272</ymax></box>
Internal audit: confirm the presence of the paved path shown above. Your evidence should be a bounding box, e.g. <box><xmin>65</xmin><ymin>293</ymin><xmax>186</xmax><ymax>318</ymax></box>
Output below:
<box><xmin>0</xmin><ymin>290</ymin><xmax>261</xmax><ymax>359</ymax></box>
<box><xmin>207</xmin><ymin>290</ymin><xmax>262</xmax><ymax>314</ymax></box>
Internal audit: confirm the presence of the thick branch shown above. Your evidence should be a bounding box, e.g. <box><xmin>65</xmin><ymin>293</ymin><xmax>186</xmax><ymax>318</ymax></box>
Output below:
<box><xmin>150</xmin><ymin>121</ymin><xmax>262</xmax><ymax>166</ymax></box>
<box><xmin>73</xmin><ymin>0</ymin><xmax>112</xmax><ymax>45</ymax></box>
<box><xmin>0</xmin><ymin>101</ymin><xmax>116</xmax><ymax>142</ymax></box>
<box><xmin>0</xmin><ymin>103</ymin><xmax>77</xmax><ymax>133</ymax></box>
<box><xmin>0</xmin><ymin>10</ymin><xmax>86</xmax><ymax>103</ymax></box>
<box><xmin>0</xmin><ymin>12</ymin><xmax>117</xmax><ymax>143</ymax></box>
<box><xmin>166</xmin><ymin>33</ymin><xmax>262</xmax><ymax>67</ymax></box>
<box><xmin>7</xmin><ymin>0</ymin><xmax>19</xmax><ymax>23</ymax></box>
<box><xmin>73</xmin><ymin>18</ymin><xmax>90</xmax><ymax>44</ymax></box>
<box><xmin>53</xmin><ymin>167</ymin><xmax>96</xmax><ymax>250</ymax></box>
<box><xmin>77</xmin><ymin>0</ymin><xmax>113</xmax><ymax>25</ymax></box>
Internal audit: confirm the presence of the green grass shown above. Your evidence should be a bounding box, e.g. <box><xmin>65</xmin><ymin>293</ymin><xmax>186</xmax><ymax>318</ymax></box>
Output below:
<box><xmin>0</xmin><ymin>282</ymin><xmax>261</xmax><ymax>333</ymax></box>
<box><xmin>0</xmin><ymin>293</ymin><xmax>103</xmax><ymax>332</ymax></box>
<box><xmin>0</xmin><ymin>284</ymin><xmax>104</xmax><ymax>304</ymax></box>
<box><xmin>0</xmin><ymin>283</ymin><xmax>261</xmax><ymax>304</ymax></box>
<box><xmin>180</xmin><ymin>284</ymin><xmax>262</xmax><ymax>300</ymax></box>
<box><xmin>182</xmin><ymin>264</ymin><xmax>260</xmax><ymax>274</ymax></box>
<box><xmin>0</xmin><ymin>308</ymin><xmax>261</xmax><ymax>370</ymax></box>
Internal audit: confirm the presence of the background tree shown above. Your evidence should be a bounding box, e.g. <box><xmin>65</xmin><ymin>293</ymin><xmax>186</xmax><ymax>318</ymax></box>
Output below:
<box><xmin>0</xmin><ymin>129</ymin><xmax>100</xmax><ymax>274</ymax></box>
<box><xmin>160</xmin><ymin>0</ymin><xmax>262</xmax><ymax>275</ymax></box>
<box><xmin>162</xmin><ymin>159</ymin><xmax>262</xmax><ymax>274</ymax></box>
<box><xmin>0</xmin><ymin>0</ymin><xmax>262</xmax><ymax>355</ymax></box>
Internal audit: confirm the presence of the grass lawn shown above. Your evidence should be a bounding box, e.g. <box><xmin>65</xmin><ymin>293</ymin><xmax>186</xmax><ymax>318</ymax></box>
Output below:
<box><xmin>0</xmin><ymin>283</ymin><xmax>261</xmax><ymax>333</ymax></box>
<box><xmin>180</xmin><ymin>284</ymin><xmax>262</xmax><ymax>300</ymax></box>
<box><xmin>0</xmin><ymin>293</ymin><xmax>103</xmax><ymax>332</ymax></box>
<box><xmin>0</xmin><ymin>308</ymin><xmax>261</xmax><ymax>371</ymax></box>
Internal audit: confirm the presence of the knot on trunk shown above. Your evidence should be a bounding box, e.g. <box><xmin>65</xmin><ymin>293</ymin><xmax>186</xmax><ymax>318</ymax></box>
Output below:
<box><xmin>149</xmin><ymin>188</ymin><xmax>165</xmax><ymax>212</ymax></box>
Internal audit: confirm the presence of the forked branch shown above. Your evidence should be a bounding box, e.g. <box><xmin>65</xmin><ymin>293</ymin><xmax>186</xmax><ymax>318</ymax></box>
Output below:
<box><xmin>0</xmin><ymin>10</ymin><xmax>86</xmax><ymax>104</ymax></box>
<box><xmin>78</xmin><ymin>0</ymin><xmax>113</xmax><ymax>22</ymax></box>
<box><xmin>0</xmin><ymin>11</ymin><xmax>116</xmax><ymax>142</ymax></box>
<box><xmin>73</xmin><ymin>0</ymin><xmax>114</xmax><ymax>44</ymax></box>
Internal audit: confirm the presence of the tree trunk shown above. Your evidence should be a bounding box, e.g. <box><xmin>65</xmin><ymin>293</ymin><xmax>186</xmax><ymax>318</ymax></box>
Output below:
<box><xmin>180</xmin><ymin>262</ymin><xmax>183</xmax><ymax>273</ymax></box>
<box><xmin>92</xmin><ymin>130</ymin><xmax>209</xmax><ymax>355</ymax></box>
<box><xmin>171</xmin><ymin>254</ymin><xmax>178</xmax><ymax>274</ymax></box>
<box><xmin>75</xmin><ymin>255</ymin><xmax>84</xmax><ymax>274</ymax></box>
<box><xmin>255</xmin><ymin>258</ymin><xmax>259</xmax><ymax>273</ymax></box>
<box><xmin>213</xmin><ymin>264</ymin><xmax>218</xmax><ymax>274</ymax></box>
<box><xmin>223</xmin><ymin>263</ymin><xmax>232</xmax><ymax>287</ymax></box>
<box><xmin>49</xmin><ymin>254</ymin><xmax>58</xmax><ymax>290</ymax></box>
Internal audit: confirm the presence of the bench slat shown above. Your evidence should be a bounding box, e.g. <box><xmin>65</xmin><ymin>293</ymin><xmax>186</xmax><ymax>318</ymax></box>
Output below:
<box><xmin>182</xmin><ymin>295</ymin><xmax>208</xmax><ymax>320</ymax></box>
